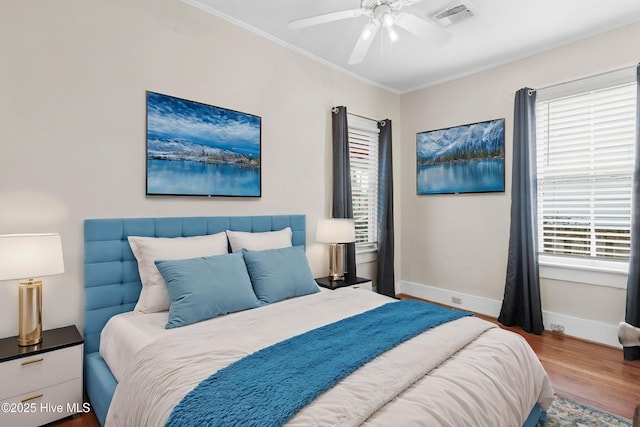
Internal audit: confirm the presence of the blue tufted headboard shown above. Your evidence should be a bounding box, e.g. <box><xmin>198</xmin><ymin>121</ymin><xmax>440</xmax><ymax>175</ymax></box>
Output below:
<box><xmin>83</xmin><ymin>215</ymin><xmax>306</xmax><ymax>355</ymax></box>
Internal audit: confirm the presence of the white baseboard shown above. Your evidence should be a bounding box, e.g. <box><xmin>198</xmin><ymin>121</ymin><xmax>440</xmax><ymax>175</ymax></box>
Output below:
<box><xmin>396</xmin><ymin>280</ymin><xmax>621</xmax><ymax>348</ymax></box>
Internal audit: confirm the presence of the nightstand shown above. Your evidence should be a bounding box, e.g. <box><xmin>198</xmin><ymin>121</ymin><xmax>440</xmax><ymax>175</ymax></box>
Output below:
<box><xmin>0</xmin><ymin>325</ymin><xmax>84</xmax><ymax>427</ymax></box>
<box><xmin>316</xmin><ymin>276</ymin><xmax>373</xmax><ymax>291</ymax></box>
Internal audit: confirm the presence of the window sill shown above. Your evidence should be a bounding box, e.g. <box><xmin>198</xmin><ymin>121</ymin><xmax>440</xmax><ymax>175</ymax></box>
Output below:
<box><xmin>539</xmin><ymin>255</ymin><xmax>628</xmax><ymax>289</ymax></box>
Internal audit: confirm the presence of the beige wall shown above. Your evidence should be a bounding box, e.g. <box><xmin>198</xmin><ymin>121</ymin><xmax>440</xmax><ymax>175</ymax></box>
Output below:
<box><xmin>400</xmin><ymin>21</ymin><xmax>639</xmax><ymax>341</ymax></box>
<box><xmin>0</xmin><ymin>0</ymin><xmax>400</xmax><ymax>339</ymax></box>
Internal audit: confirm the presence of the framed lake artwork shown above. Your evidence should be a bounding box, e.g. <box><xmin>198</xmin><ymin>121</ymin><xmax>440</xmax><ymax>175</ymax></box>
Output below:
<box><xmin>146</xmin><ymin>91</ymin><xmax>261</xmax><ymax>197</ymax></box>
<box><xmin>416</xmin><ymin>118</ymin><xmax>505</xmax><ymax>195</ymax></box>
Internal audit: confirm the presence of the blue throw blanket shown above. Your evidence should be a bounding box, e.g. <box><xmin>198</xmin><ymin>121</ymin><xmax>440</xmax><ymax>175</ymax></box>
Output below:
<box><xmin>166</xmin><ymin>299</ymin><xmax>471</xmax><ymax>427</ymax></box>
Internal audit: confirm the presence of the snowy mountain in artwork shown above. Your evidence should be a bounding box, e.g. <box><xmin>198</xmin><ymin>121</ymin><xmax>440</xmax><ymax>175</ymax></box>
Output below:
<box><xmin>148</xmin><ymin>138</ymin><xmax>259</xmax><ymax>167</ymax></box>
<box><xmin>417</xmin><ymin>119</ymin><xmax>504</xmax><ymax>165</ymax></box>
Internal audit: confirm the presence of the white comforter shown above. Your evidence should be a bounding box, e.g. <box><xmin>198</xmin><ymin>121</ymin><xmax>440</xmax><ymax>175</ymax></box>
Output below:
<box><xmin>106</xmin><ymin>289</ymin><xmax>554</xmax><ymax>427</ymax></box>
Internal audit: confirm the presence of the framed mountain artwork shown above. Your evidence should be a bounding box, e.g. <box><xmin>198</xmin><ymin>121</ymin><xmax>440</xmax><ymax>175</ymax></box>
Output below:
<box><xmin>146</xmin><ymin>91</ymin><xmax>261</xmax><ymax>197</ymax></box>
<box><xmin>416</xmin><ymin>118</ymin><xmax>505</xmax><ymax>195</ymax></box>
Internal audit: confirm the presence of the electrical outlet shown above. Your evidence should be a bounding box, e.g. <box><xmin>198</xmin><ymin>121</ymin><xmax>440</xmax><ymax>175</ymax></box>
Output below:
<box><xmin>451</xmin><ymin>296</ymin><xmax>462</xmax><ymax>304</ymax></box>
<box><xmin>550</xmin><ymin>323</ymin><xmax>565</xmax><ymax>333</ymax></box>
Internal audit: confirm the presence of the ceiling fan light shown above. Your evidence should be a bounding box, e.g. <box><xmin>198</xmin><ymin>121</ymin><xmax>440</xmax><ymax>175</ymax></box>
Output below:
<box><xmin>362</xmin><ymin>22</ymin><xmax>375</xmax><ymax>40</ymax></box>
<box><xmin>382</xmin><ymin>11</ymin><xmax>395</xmax><ymax>27</ymax></box>
<box><xmin>387</xmin><ymin>26</ymin><xmax>399</xmax><ymax>42</ymax></box>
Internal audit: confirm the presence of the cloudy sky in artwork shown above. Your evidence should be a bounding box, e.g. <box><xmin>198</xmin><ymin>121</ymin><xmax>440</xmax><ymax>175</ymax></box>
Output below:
<box><xmin>146</xmin><ymin>92</ymin><xmax>260</xmax><ymax>157</ymax></box>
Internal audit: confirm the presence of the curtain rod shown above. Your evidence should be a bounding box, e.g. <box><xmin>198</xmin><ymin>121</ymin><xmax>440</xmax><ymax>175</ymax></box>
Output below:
<box><xmin>535</xmin><ymin>62</ymin><xmax>637</xmax><ymax>92</ymax></box>
<box><xmin>348</xmin><ymin>110</ymin><xmax>387</xmax><ymax>125</ymax></box>
<box><xmin>332</xmin><ymin>106</ymin><xmax>388</xmax><ymax>125</ymax></box>
<box><xmin>348</xmin><ymin>111</ymin><xmax>375</xmax><ymax>121</ymax></box>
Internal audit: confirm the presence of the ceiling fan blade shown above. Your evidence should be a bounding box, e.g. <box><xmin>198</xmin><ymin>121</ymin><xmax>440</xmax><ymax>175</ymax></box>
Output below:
<box><xmin>399</xmin><ymin>0</ymin><xmax>428</xmax><ymax>5</ymax></box>
<box><xmin>395</xmin><ymin>13</ymin><xmax>452</xmax><ymax>46</ymax></box>
<box><xmin>288</xmin><ymin>8</ymin><xmax>363</xmax><ymax>30</ymax></box>
<box><xmin>348</xmin><ymin>21</ymin><xmax>380</xmax><ymax>65</ymax></box>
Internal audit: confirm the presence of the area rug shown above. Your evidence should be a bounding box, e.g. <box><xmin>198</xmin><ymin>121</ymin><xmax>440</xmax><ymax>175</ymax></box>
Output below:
<box><xmin>538</xmin><ymin>395</ymin><xmax>631</xmax><ymax>427</ymax></box>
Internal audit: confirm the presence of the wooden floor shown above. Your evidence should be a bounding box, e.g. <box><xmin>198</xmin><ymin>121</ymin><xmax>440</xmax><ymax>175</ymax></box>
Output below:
<box><xmin>52</xmin><ymin>297</ymin><xmax>640</xmax><ymax>426</ymax></box>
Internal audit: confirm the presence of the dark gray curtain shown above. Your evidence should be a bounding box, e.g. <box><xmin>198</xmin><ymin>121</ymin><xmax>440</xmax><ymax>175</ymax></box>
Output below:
<box><xmin>377</xmin><ymin>119</ymin><xmax>395</xmax><ymax>297</ymax></box>
<box><xmin>498</xmin><ymin>88</ymin><xmax>544</xmax><ymax>335</ymax></box>
<box><xmin>331</xmin><ymin>106</ymin><xmax>356</xmax><ymax>281</ymax></box>
<box><xmin>624</xmin><ymin>65</ymin><xmax>640</xmax><ymax>361</ymax></box>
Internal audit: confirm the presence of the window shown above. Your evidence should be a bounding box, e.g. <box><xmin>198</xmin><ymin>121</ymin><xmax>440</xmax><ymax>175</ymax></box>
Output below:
<box><xmin>348</xmin><ymin>113</ymin><xmax>379</xmax><ymax>252</ymax></box>
<box><xmin>535</xmin><ymin>70</ymin><xmax>636</xmax><ymax>268</ymax></box>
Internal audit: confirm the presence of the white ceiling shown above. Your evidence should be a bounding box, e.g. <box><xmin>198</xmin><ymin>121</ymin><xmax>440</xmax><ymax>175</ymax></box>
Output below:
<box><xmin>181</xmin><ymin>0</ymin><xmax>640</xmax><ymax>93</ymax></box>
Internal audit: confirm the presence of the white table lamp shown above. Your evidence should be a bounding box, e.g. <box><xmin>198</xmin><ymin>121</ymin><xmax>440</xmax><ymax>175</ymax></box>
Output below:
<box><xmin>0</xmin><ymin>233</ymin><xmax>64</xmax><ymax>346</ymax></box>
<box><xmin>316</xmin><ymin>219</ymin><xmax>356</xmax><ymax>281</ymax></box>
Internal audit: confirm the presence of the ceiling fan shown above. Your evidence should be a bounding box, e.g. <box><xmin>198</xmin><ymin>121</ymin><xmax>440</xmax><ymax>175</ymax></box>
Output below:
<box><xmin>288</xmin><ymin>0</ymin><xmax>452</xmax><ymax>65</ymax></box>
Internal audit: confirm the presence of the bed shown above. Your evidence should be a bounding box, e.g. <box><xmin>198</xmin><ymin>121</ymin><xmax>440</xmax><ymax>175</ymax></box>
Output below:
<box><xmin>83</xmin><ymin>214</ymin><xmax>554</xmax><ymax>427</ymax></box>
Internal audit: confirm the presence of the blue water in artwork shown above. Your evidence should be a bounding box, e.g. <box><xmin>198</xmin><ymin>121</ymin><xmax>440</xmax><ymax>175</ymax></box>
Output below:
<box><xmin>147</xmin><ymin>159</ymin><xmax>260</xmax><ymax>197</ymax></box>
<box><xmin>417</xmin><ymin>158</ymin><xmax>504</xmax><ymax>194</ymax></box>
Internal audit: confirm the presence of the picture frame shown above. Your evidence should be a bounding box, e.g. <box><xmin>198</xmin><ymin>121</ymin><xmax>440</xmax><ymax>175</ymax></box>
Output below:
<box><xmin>146</xmin><ymin>91</ymin><xmax>261</xmax><ymax>197</ymax></box>
<box><xmin>416</xmin><ymin>118</ymin><xmax>505</xmax><ymax>195</ymax></box>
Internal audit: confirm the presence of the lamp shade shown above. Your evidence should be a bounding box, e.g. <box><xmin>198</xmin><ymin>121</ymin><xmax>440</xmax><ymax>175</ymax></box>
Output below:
<box><xmin>0</xmin><ymin>233</ymin><xmax>65</xmax><ymax>281</ymax></box>
<box><xmin>316</xmin><ymin>219</ymin><xmax>356</xmax><ymax>244</ymax></box>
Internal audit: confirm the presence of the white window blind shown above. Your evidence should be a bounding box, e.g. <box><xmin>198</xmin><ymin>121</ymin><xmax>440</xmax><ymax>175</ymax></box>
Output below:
<box><xmin>535</xmin><ymin>78</ymin><xmax>636</xmax><ymax>261</ymax></box>
<box><xmin>348</xmin><ymin>114</ymin><xmax>379</xmax><ymax>250</ymax></box>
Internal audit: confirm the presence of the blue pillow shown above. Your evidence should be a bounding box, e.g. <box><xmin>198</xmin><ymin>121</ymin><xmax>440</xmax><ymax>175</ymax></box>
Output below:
<box><xmin>155</xmin><ymin>252</ymin><xmax>260</xmax><ymax>329</ymax></box>
<box><xmin>242</xmin><ymin>246</ymin><xmax>319</xmax><ymax>304</ymax></box>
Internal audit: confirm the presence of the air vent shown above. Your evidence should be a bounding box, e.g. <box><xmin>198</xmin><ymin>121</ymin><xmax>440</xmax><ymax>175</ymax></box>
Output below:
<box><xmin>432</xmin><ymin>2</ymin><xmax>474</xmax><ymax>27</ymax></box>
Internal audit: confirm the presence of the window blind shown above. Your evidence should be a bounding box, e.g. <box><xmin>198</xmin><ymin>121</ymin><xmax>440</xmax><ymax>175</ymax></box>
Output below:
<box><xmin>348</xmin><ymin>114</ymin><xmax>379</xmax><ymax>250</ymax></box>
<box><xmin>536</xmin><ymin>82</ymin><xmax>636</xmax><ymax>260</ymax></box>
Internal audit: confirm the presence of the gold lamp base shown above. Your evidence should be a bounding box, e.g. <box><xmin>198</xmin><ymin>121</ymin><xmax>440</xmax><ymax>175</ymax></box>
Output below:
<box><xmin>18</xmin><ymin>280</ymin><xmax>42</xmax><ymax>346</ymax></box>
<box><xmin>328</xmin><ymin>243</ymin><xmax>345</xmax><ymax>281</ymax></box>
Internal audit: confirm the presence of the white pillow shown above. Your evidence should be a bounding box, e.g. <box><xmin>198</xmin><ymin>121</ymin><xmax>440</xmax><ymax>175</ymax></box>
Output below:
<box><xmin>226</xmin><ymin>228</ymin><xmax>292</xmax><ymax>253</ymax></box>
<box><xmin>128</xmin><ymin>232</ymin><xmax>229</xmax><ymax>313</ymax></box>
